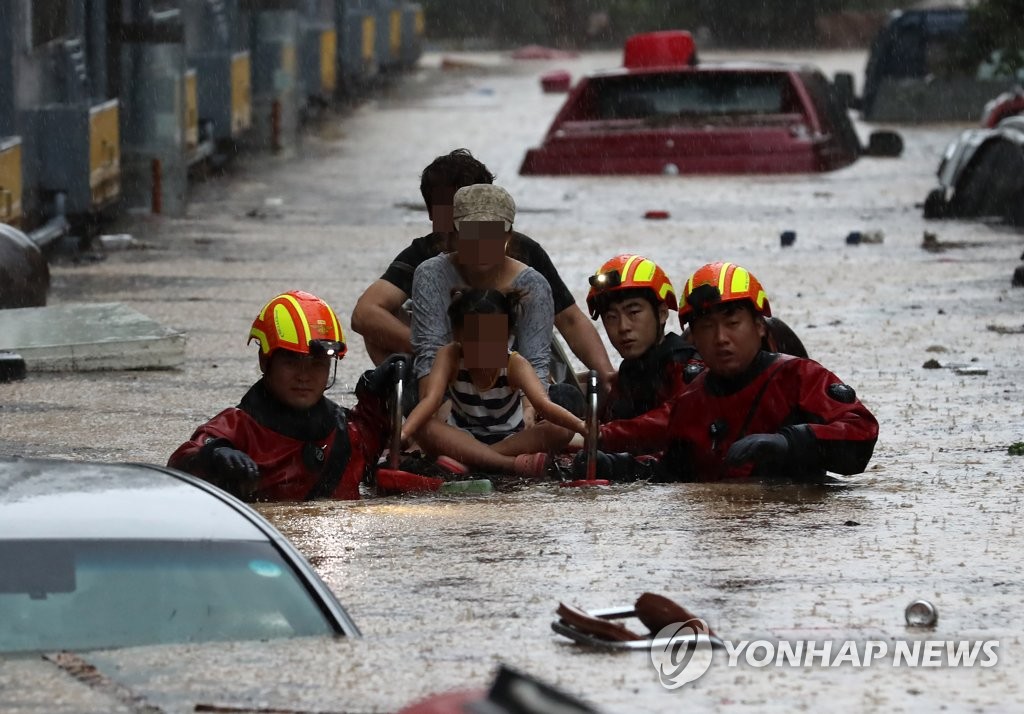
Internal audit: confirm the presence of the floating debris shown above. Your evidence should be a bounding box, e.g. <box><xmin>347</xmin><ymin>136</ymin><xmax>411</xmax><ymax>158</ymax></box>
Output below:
<box><xmin>922</xmin><ymin>358</ymin><xmax>986</xmax><ymax>374</ymax></box>
<box><xmin>921</xmin><ymin>231</ymin><xmax>986</xmax><ymax>252</ymax></box>
<box><xmin>905</xmin><ymin>599</ymin><xmax>938</xmax><ymax>628</ymax></box>
<box><xmin>540</xmin><ymin>70</ymin><xmax>572</xmax><ymax>93</ymax></box>
<box><xmin>98</xmin><ymin>234</ymin><xmax>140</xmax><ymax>251</ymax></box>
<box><xmin>953</xmin><ymin>366</ymin><xmax>988</xmax><ymax>376</ymax></box>
<box><xmin>988</xmin><ymin>324</ymin><xmax>1024</xmax><ymax>334</ymax></box>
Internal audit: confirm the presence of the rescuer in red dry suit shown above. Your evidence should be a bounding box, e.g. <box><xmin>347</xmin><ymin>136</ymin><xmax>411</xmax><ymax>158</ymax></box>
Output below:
<box><xmin>169</xmin><ymin>290</ymin><xmax>401</xmax><ymax>501</ymax></box>
<box><xmin>586</xmin><ymin>254</ymin><xmax>809</xmax><ymax>424</ymax></box>
<box><xmin>575</xmin><ymin>262</ymin><xmax>879</xmax><ymax>482</ymax></box>
<box><xmin>585</xmin><ymin>253</ymin><xmax>696</xmax><ymax>422</ymax></box>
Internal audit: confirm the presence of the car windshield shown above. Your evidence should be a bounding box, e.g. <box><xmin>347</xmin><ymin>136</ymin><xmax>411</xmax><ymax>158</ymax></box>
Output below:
<box><xmin>0</xmin><ymin>539</ymin><xmax>336</xmax><ymax>653</ymax></box>
<box><xmin>592</xmin><ymin>72</ymin><xmax>792</xmax><ymax>121</ymax></box>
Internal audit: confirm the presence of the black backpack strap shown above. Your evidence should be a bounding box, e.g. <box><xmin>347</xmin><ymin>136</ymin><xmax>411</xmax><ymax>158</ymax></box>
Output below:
<box><xmin>304</xmin><ymin>406</ymin><xmax>353</xmax><ymax>501</ymax></box>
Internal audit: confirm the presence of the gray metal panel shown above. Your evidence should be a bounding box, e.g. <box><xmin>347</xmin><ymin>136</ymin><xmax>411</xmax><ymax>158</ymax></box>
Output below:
<box><xmin>399</xmin><ymin>2</ymin><xmax>421</xmax><ymax>69</ymax></box>
<box><xmin>84</xmin><ymin>0</ymin><xmax>108</xmax><ymax>102</ymax></box>
<box><xmin>22</xmin><ymin>103</ymin><xmax>91</xmax><ymax>212</ymax></box>
<box><xmin>298</xmin><ymin>0</ymin><xmax>334</xmax><ymax>100</ymax></box>
<box><xmin>248</xmin><ymin>9</ymin><xmax>299</xmax><ymax>148</ymax></box>
<box><xmin>374</xmin><ymin>0</ymin><xmax>397</xmax><ymax>71</ymax></box>
<box><xmin>299</xmin><ymin>24</ymin><xmax>326</xmax><ymax>100</ymax></box>
<box><xmin>335</xmin><ymin>0</ymin><xmax>372</xmax><ymax>89</ymax></box>
<box><xmin>250</xmin><ymin>9</ymin><xmax>298</xmax><ymax>94</ymax></box>
<box><xmin>0</xmin><ymin>0</ymin><xmax>14</xmax><ymax>135</ymax></box>
<box><xmin>182</xmin><ymin>0</ymin><xmax>238</xmax><ymax>52</ymax></box>
<box><xmin>119</xmin><ymin>41</ymin><xmax>185</xmax><ymax>150</ymax></box>
<box><xmin>191</xmin><ymin>53</ymin><xmax>235</xmax><ymax>141</ymax></box>
<box><xmin>0</xmin><ymin>302</ymin><xmax>185</xmax><ymax>371</ymax></box>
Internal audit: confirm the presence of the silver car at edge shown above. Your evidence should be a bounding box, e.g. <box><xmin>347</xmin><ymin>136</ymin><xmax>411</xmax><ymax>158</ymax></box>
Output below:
<box><xmin>0</xmin><ymin>457</ymin><xmax>360</xmax><ymax>654</ymax></box>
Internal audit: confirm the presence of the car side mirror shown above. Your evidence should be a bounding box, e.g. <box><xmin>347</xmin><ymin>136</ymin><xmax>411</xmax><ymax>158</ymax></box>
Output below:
<box><xmin>833</xmin><ymin>72</ymin><xmax>859</xmax><ymax>109</ymax></box>
<box><xmin>864</xmin><ymin>130</ymin><xmax>903</xmax><ymax>158</ymax></box>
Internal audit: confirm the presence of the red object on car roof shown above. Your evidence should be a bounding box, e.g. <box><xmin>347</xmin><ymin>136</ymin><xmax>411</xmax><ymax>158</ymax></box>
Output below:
<box><xmin>623</xmin><ymin>30</ymin><xmax>696</xmax><ymax>69</ymax></box>
<box><xmin>981</xmin><ymin>87</ymin><xmax>1024</xmax><ymax>129</ymax></box>
<box><xmin>520</xmin><ymin>31</ymin><xmax>863</xmax><ymax>176</ymax></box>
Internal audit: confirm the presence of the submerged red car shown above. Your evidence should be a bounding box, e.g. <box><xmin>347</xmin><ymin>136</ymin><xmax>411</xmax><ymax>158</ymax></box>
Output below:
<box><xmin>520</xmin><ymin>31</ymin><xmax>898</xmax><ymax>176</ymax></box>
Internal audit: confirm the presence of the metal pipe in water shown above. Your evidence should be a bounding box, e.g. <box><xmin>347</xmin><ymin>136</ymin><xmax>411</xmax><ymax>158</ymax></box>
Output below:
<box><xmin>585</xmin><ymin>370</ymin><xmax>598</xmax><ymax>480</ymax></box>
<box><xmin>388</xmin><ymin>357</ymin><xmax>406</xmax><ymax>470</ymax></box>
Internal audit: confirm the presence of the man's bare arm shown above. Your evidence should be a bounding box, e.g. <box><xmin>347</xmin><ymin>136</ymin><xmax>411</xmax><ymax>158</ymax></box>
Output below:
<box><xmin>351</xmin><ymin>279</ymin><xmax>414</xmax><ymax>364</ymax></box>
<box><xmin>555</xmin><ymin>304</ymin><xmax>615</xmax><ymax>383</ymax></box>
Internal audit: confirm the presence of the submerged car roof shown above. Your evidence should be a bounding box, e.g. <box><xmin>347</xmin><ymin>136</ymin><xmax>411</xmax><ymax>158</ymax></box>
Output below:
<box><xmin>0</xmin><ymin>457</ymin><xmax>268</xmax><ymax>541</ymax></box>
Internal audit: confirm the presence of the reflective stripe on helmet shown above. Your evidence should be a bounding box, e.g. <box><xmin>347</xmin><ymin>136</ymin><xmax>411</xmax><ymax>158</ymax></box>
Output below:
<box><xmin>249</xmin><ymin>290</ymin><xmax>346</xmax><ymax>359</ymax></box>
<box><xmin>275</xmin><ymin>297</ymin><xmax>306</xmax><ymax>345</ymax></box>
<box><xmin>680</xmin><ymin>262</ymin><xmax>771</xmax><ymax>325</ymax></box>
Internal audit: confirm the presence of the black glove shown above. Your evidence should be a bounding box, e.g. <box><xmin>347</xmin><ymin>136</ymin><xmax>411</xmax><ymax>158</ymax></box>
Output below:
<box><xmin>209</xmin><ymin>446</ymin><xmax>259</xmax><ymax>479</ymax></box>
<box><xmin>569</xmin><ymin>449</ymin><xmax>652</xmax><ymax>481</ymax></box>
<box><xmin>357</xmin><ymin>353</ymin><xmax>417</xmax><ymax>414</ymax></box>
<box><xmin>726</xmin><ymin>433</ymin><xmax>789</xmax><ymax>467</ymax></box>
<box><xmin>359</xmin><ymin>353</ymin><xmax>408</xmax><ymax>396</ymax></box>
<box><xmin>571</xmin><ymin>449</ymin><xmax>613</xmax><ymax>479</ymax></box>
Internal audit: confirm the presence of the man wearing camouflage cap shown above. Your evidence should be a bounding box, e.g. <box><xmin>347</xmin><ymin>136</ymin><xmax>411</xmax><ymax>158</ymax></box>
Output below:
<box><xmin>350</xmin><ymin>148</ymin><xmax>613</xmax><ymax>386</ymax></box>
<box><xmin>410</xmin><ymin>183</ymin><xmax>554</xmax><ymax>383</ymax></box>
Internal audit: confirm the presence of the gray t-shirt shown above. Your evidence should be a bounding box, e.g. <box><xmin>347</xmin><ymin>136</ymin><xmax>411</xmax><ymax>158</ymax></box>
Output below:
<box><xmin>410</xmin><ymin>255</ymin><xmax>553</xmax><ymax>381</ymax></box>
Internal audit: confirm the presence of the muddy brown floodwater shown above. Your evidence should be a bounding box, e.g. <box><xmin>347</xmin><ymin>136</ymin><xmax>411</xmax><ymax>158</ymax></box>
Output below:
<box><xmin>1</xmin><ymin>49</ymin><xmax>1023</xmax><ymax>712</ymax></box>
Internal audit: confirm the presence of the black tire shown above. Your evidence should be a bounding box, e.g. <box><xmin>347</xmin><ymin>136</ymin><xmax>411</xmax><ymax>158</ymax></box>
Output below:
<box><xmin>949</xmin><ymin>138</ymin><xmax>1024</xmax><ymax>221</ymax></box>
<box><xmin>923</xmin><ymin>188</ymin><xmax>947</xmax><ymax>219</ymax></box>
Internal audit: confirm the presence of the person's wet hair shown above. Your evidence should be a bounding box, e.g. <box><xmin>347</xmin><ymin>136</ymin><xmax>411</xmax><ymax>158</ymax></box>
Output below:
<box><xmin>447</xmin><ymin>287</ymin><xmax>523</xmax><ymax>333</ymax></box>
<box><xmin>420</xmin><ymin>149</ymin><xmax>496</xmax><ymax>211</ymax></box>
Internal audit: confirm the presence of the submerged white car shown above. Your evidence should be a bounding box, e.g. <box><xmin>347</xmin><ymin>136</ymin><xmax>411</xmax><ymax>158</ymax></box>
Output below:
<box><xmin>923</xmin><ymin>90</ymin><xmax>1024</xmax><ymax>226</ymax></box>
<box><xmin>0</xmin><ymin>457</ymin><xmax>360</xmax><ymax>654</ymax></box>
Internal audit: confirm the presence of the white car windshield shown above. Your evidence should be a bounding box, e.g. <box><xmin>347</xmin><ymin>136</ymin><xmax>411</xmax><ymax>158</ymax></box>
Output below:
<box><xmin>0</xmin><ymin>539</ymin><xmax>335</xmax><ymax>653</ymax></box>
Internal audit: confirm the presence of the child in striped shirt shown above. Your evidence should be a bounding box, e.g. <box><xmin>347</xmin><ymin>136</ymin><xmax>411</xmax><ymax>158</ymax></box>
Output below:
<box><xmin>402</xmin><ymin>287</ymin><xmax>586</xmax><ymax>477</ymax></box>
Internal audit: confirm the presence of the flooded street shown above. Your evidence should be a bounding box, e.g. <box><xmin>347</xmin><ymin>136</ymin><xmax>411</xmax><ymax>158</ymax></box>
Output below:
<box><xmin>3</xmin><ymin>48</ymin><xmax>1024</xmax><ymax>711</ymax></box>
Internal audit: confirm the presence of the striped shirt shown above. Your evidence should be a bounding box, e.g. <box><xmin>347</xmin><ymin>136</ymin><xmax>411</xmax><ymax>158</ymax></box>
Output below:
<box><xmin>446</xmin><ymin>353</ymin><xmax>525</xmax><ymax>445</ymax></box>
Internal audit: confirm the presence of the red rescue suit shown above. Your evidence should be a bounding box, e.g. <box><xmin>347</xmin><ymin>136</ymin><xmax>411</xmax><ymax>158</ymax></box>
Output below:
<box><xmin>598</xmin><ymin>352</ymin><xmax>878</xmax><ymax>482</ymax></box>
<box><xmin>168</xmin><ymin>379</ymin><xmax>388</xmax><ymax>501</ymax></box>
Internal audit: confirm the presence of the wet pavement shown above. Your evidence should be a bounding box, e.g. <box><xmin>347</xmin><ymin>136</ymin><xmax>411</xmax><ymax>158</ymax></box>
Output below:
<box><xmin>2</xmin><ymin>49</ymin><xmax>1023</xmax><ymax>711</ymax></box>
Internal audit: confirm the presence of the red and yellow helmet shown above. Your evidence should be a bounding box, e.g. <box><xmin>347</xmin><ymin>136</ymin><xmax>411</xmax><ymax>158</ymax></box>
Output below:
<box><xmin>248</xmin><ymin>291</ymin><xmax>347</xmax><ymax>359</ymax></box>
<box><xmin>585</xmin><ymin>254</ymin><xmax>677</xmax><ymax>319</ymax></box>
<box><xmin>678</xmin><ymin>262</ymin><xmax>771</xmax><ymax>325</ymax></box>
